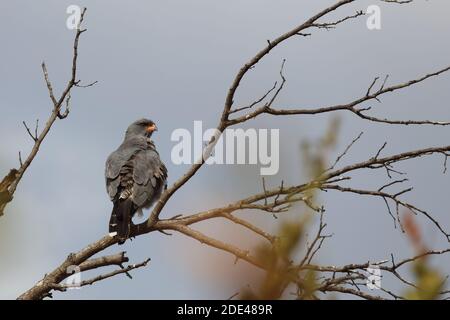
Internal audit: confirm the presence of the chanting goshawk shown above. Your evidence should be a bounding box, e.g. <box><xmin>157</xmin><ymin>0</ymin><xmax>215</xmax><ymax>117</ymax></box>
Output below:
<box><xmin>105</xmin><ymin>119</ymin><xmax>167</xmax><ymax>244</ymax></box>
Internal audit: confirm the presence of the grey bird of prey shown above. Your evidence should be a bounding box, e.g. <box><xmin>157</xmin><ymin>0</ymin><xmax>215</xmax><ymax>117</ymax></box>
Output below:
<box><xmin>105</xmin><ymin>119</ymin><xmax>167</xmax><ymax>244</ymax></box>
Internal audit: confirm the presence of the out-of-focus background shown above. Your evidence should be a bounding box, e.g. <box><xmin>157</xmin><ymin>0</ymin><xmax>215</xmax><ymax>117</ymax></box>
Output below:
<box><xmin>0</xmin><ymin>0</ymin><xmax>449</xmax><ymax>299</ymax></box>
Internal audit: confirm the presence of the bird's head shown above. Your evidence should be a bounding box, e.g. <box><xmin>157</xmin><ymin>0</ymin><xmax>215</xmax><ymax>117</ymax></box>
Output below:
<box><xmin>125</xmin><ymin>118</ymin><xmax>158</xmax><ymax>139</ymax></box>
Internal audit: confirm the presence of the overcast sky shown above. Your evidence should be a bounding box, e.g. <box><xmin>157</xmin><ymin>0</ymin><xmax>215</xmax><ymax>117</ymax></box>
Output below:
<box><xmin>1</xmin><ymin>0</ymin><xmax>449</xmax><ymax>299</ymax></box>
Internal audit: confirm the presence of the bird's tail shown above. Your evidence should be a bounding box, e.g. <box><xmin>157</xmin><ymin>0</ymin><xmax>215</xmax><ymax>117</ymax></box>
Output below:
<box><xmin>109</xmin><ymin>199</ymin><xmax>134</xmax><ymax>244</ymax></box>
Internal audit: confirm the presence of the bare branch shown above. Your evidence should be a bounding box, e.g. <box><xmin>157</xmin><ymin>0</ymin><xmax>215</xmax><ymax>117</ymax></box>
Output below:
<box><xmin>74</xmin><ymin>80</ymin><xmax>98</xmax><ymax>88</ymax></box>
<box><xmin>321</xmin><ymin>184</ymin><xmax>450</xmax><ymax>241</ymax></box>
<box><xmin>58</xmin><ymin>92</ymin><xmax>71</xmax><ymax>119</ymax></box>
<box><xmin>75</xmin><ymin>258</ymin><xmax>150</xmax><ymax>288</ymax></box>
<box><xmin>327</xmin><ymin>131</ymin><xmax>364</xmax><ymax>171</ymax></box>
<box><xmin>297</xmin><ymin>212</ymin><xmax>330</xmax><ymax>269</ymax></box>
<box><xmin>51</xmin><ymin>258</ymin><xmax>150</xmax><ymax>292</ymax></box>
<box><xmin>320</xmin><ymin>285</ymin><xmax>385</xmax><ymax>300</ymax></box>
<box><xmin>170</xmin><ymin>224</ymin><xmax>264</xmax><ymax>269</ymax></box>
<box><xmin>229</xmin><ymin>81</ymin><xmax>277</xmax><ymax>115</ymax></box>
<box><xmin>311</xmin><ymin>10</ymin><xmax>365</xmax><ymax>30</ymax></box>
<box><xmin>382</xmin><ymin>0</ymin><xmax>413</xmax><ymax>4</ymax></box>
<box><xmin>324</xmin><ymin>145</ymin><xmax>450</xmax><ymax>180</ymax></box>
<box><xmin>41</xmin><ymin>62</ymin><xmax>57</xmax><ymax>106</ymax></box>
<box><xmin>78</xmin><ymin>252</ymin><xmax>129</xmax><ymax>272</ymax></box>
<box><xmin>228</xmin><ymin>66</ymin><xmax>450</xmax><ymax>126</ymax></box>
<box><xmin>222</xmin><ymin>212</ymin><xmax>276</xmax><ymax>244</ymax></box>
<box><xmin>22</xmin><ymin>121</ymin><xmax>38</xmax><ymax>142</ymax></box>
<box><xmin>0</xmin><ymin>8</ymin><xmax>89</xmax><ymax>217</ymax></box>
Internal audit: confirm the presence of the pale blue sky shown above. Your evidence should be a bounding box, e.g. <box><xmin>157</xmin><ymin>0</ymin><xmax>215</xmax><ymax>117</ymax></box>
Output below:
<box><xmin>1</xmin><ymin>0</ymin><xmax>449</xmax><ymax>299</ymax></box>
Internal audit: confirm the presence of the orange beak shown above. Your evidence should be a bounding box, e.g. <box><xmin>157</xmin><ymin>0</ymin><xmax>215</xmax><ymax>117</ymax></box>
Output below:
<box><xmin>146</xmin><ymin>124</ymin><xmax>157</xmax><ymax>133</ymax></box>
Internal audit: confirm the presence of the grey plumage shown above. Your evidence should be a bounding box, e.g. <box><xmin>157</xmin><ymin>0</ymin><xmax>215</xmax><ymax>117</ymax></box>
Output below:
<box><xmin>105</xmin><ymin>118</ymin><xmax>167</xmax><ymax>244</ymax></box>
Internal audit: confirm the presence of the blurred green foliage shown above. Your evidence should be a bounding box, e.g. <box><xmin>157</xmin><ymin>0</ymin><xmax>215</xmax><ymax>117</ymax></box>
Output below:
<box><xmin>241</xmin><ymin>217</ymin><xmax>317</xmax><ymax>299</ymax></box>
<box><xmin>405</xmin><ymin>260</ymin><xmax>445</xmax><ymax>300</ymax></box>
<box><xmin>403</xmin><ymin>212</ymin><xmax>446</xmax><ymax>300</ymax></box>
<box><xmin>240</xmin><ymin>118</ymin><xmax>342</xmax><ymax>300</ymax></box>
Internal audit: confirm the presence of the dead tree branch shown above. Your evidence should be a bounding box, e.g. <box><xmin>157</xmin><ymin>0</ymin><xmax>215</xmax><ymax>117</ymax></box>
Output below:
<box><xmin>0</xmin><ymin>7</ymin><xmax>96</xmax><ymax>217</ymax></box>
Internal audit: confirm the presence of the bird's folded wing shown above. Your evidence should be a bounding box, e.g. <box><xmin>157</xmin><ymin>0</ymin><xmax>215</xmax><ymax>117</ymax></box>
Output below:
<box><xmin>105</xmin><ymin>138</ymin><xmax>145</xmax><ymax>200</ymax></box>
<box><xmin>132</xmin><ymin>149</ymin><xmax>167</xmax><ymax>206</ymax></box>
